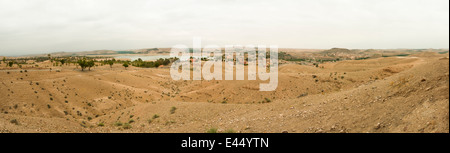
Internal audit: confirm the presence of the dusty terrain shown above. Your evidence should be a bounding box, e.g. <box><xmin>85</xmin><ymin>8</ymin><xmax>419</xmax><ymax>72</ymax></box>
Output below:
<box><xmin>0</xmin><ymin>51</ymin><xmax>448</xmax><ymax>133</ymax></box>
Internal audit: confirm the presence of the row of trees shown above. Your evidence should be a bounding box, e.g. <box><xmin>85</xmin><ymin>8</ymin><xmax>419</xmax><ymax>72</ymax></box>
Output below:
<box><xmin>2</xmin><ymin>55</ymin><xmax>170</xmax><ymax>71</ymax></box>
<box><xmin>131</xmin><ymin>58</ymin><xmax>172</xmax><ymax>68</ymax></box>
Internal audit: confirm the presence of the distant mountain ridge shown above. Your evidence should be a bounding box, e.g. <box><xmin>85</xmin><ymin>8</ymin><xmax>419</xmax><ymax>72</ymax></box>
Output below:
<box><xmin>24</xmin><ymin>48</ymin><xmax>171</xmax><ymax>57</ymax></box>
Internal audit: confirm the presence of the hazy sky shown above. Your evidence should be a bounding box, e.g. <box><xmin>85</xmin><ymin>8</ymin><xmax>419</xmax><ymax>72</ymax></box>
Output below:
<box><xmin>0</xmin><ymin>0</ymin><xmax>448</xmax><ymax>56</ymax></box>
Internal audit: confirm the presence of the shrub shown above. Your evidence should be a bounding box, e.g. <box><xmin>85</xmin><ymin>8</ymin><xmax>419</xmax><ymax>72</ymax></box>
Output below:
<box><xmin>10</xmin><ymin>119</ymin><xmax>19</xmax><ymax>125</ymax></box>
<box><xmin>98</xmin><ymin>122</ymin><xmax>105</xmax><ymax>127</ymax></box>
<box><xmin>206</xmin><ymin>128</ymin><xmax>218</xmax><ymax>133</ymax></box>
<box><xmin>114</xmin><ymin>121</ymin><xmax>123</xmax><ymax>126</ymax></box>
<box><xmin>128</xmin><ymin>119</ymin><xmax>135</xmax><ymax>123</ymax></box>
<box><xmin>152</xmin><ymin>114</ymin><xmax>160</xmax><ymax>119</ymax></box>
<box><xmin>264</xmin><ymin>98</ymin><xmax>271</xmax><ymax>103</ymax></box>
<box><xmin>123</xmin><ymin>123</ymin><xmax>132</xmax><ymax>129</ymax></box>
<box><xmin>224</xmin><ymin>129</ymin><xmax>236</xmax><ymax>133</ymax></box>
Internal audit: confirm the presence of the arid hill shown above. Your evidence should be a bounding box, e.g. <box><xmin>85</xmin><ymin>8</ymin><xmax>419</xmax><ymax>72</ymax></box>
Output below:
<box><xmin>0</xmin><ymin>52</ymin><xmax>448</xmax><ymax>133</ymax></box>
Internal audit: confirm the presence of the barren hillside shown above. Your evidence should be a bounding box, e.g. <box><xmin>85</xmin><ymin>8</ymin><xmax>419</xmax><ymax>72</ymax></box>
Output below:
<box><xmin>0</xmin><ymin>52</ymin><xmax>448</xmax><ymax>133</ymax></box>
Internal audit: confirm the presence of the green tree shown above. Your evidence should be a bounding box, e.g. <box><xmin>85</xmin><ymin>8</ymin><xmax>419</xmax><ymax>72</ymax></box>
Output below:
<box><xmin>60</xmin><ymin>59</ymin><xmax>66</xmax><ymax>66</ymax></box>
<box><xmin>2</xmin><ymin>57</ymin><xmax>5</xmax><ymax>64</ymax></box>
<box><xmin>123</xmin><ymin>63</ymin><xmax>129</xmax><ymax>69</ymax></box>
<box><xmin>7</xmin><ymin>61</ymin><xmax>13</xmax><ymax>67</ymax></box>
<box><xmin>107</xmin><ymin>60</ymin><xmax>114</xmax><ymax>68</ymax></box>
<box><xmin>87</xmin><ymin>60</ymin><xmax>95</xmax><ymax>71</ymax></box>
<box><xmin>48</xmin><ymin>54</ymin><xmax>52</xmax><ymax>63</ymax></box>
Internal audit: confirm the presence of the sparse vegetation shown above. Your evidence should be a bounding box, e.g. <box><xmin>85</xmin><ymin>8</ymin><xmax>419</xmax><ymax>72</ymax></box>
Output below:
<box><xmin>122</xmin><ymin>123</ymin><xmax>132</xmax><ymax>129</ymax></box>
<box><xmin>123</xmin><ymin>63</ymin><xmax>129</xmax><ymax>69</ymax></box>
<box><xmin>10</xmin><ymin>119</ymin><xmax>19</xmax><ymax>125</ymax></box>
<box><xmin>152</xmin><ymin>114</ymin><xmax>160</xmax><ymax>119</ymax></box>
<box><xmin>107</xmin><ymin>60</ymin><xmax>114</xmax><ymax>68</ymax></box>
<box><xmin>170</xmin><ymin>106</ymin><xmax>177</xmax><ymax>114</ymax></box>
<box><xmin>0</xmin><ymin>48</ymin><xmax>447</xmax><ymax>133</ymax></box>
<box><xmin>206</xmin><ymin>128</ymin><xmax>218</xmax><ymax>133</ymax></box>
<box><xmin>224</xmin><ymin>129</ymin><xmax>236</xmax><ymax>133</ymax></box>
<box><xmin>114</xmin><ymin>121</ymin><xmax>123</xmax><ymax>126</ymax></box>
<box><xmin>165</xmin><ymin>120</ymin><xmax>176</xmax><ymax>125</ymax></box>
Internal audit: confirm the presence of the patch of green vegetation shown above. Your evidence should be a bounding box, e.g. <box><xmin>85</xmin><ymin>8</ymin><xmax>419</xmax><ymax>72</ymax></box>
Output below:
<box><xmin>224</xmin><ymin>129</ymin><xmax>236</xmax><ymax>133</ymax></box>
<box><xmin>206</xmin><ymin>128</ymin><xmax>218</xmax><ymax>133</ymax></box>
<box><xmin>116</xmin><ymin>51</ymin><xmax>136</xmax><ymax>54</ymax></box>
<box><xmin>10</xmin><ymin>119</ymin><xmax>19</xmax><ymax>125</ymax></box>
<box><xmin>285</xmin><ymin>58</ymin><xmax>306</xmax><ymax>62</ymax></box>
<box><xmin>355</xmin><ymin>57</ymin><xmax>370</xmax><ymax>60</ymax></box>
<box><xmin>131</xmin><ymin>58</ymin><xmax>173</xmax><ymax>68</ymax></box>
<box><xmin>122</xmin><ymin>123</ymin><xmax>132</xmax><ymax>129</ymax></box>
<box><xmin>165</xmin><ymin>120</ymin><xmax>176</xmax><ymax>125</ymax></box>
<box><xmin>114</xmin><ymin>121</ymin><xmax>123</xmax><ymax>126</ymax></box>
<box><xmin>152</xmin><ymin>114</ymin><xmax>160</xmax><ymax>119</ymax></box>
<box><xmin>395</xmin><ymin>54</ymin><xmax>410</xmax><ymax>57</ymax></box>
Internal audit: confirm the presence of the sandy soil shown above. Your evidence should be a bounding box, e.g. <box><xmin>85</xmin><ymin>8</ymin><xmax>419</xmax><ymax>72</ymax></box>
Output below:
<box><xmin>0</xmin><ymin>52</ymin><xmax>448</xmax><ymax>133</ymax></box>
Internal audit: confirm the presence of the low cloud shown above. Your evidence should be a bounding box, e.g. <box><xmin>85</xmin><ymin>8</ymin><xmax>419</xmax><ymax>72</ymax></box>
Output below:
<box><xmin>0</xmin><ymin>0</ymin><xmax>448</xmax><ymax>56</ymax></box>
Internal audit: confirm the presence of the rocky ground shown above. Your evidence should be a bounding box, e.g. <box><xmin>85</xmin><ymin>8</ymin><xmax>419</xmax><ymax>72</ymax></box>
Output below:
<box><xmin>0</xmin><ymin>52</ymin><xmax>448</xmax><ymax>133</ymax></box>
